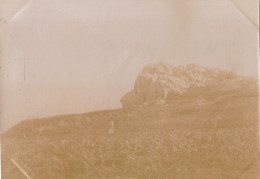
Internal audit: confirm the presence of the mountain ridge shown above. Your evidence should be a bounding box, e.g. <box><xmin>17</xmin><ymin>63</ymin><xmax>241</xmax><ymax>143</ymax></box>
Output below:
<box><xmin>121</xmin><ymin>62</ymin><xmax>237</xmax><ymax>108</ymax></box>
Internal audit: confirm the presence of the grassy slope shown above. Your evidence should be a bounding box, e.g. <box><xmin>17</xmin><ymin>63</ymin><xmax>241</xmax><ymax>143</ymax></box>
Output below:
<box><xmin>2</xmin><ymin>77</ymin><xmax>259</xmax><ymax>179</ymax></box>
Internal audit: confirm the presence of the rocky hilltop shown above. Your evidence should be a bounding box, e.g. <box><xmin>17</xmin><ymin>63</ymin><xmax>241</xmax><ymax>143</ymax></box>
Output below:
<box><xmin>121</xmin><ymin>62</ymin><xmax>237</xmax><ymax>108</ymax></box>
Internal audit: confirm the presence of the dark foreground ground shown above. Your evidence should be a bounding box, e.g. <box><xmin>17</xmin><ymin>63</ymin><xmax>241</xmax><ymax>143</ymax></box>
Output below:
<box><xmin>2</xmin><ymin>77</ymin><xmax>260</xmax><ymax>178</ymax></box>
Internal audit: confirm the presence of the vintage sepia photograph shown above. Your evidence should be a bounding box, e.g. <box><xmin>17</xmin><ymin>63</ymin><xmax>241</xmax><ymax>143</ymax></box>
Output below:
<box><xmin>1</xmin><ymin>0</ymin><xmax>259</xmax><ymax>178</ymax></box>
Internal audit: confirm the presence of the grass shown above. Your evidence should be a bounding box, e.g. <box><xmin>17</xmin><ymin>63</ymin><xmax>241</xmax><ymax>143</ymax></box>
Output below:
<box><xmin>2</xmin><ymin>77</ymin><xmax>259</xmax><ymax>178</ymax></box>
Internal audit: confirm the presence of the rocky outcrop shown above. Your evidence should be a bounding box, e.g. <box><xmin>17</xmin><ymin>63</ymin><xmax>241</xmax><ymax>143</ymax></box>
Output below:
<box><xmin>121</xmin><ymin>62</ymin><xmax>236</xmax><ymax>108</ymax></box>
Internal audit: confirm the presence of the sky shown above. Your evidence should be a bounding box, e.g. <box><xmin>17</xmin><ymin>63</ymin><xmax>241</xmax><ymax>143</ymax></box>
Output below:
<box><xmin>0</xmin><ymin>0</ymin><xmax>259</xmax><ymax>131</ymax></box>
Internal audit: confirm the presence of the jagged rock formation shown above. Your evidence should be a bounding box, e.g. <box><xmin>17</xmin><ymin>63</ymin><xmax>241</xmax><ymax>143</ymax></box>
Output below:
<box><xmin>121</xmin><ymin>62</ymin><xmax>237</xmax><ymax>108</ymax></box>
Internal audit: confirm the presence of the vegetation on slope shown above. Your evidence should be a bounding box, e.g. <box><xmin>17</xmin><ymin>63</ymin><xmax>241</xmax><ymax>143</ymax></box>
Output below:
<box><xmin>2</xmin><ymin>77</ymin><xmax>259</xmax><ymax>178</ymax></box>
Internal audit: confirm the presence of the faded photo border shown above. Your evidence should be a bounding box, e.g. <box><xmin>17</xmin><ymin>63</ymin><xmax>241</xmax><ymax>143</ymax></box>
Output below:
<box><xmin>1</xmin><ymin>0</ymin><xmax>259</xmax><ymax>178</ymax></box>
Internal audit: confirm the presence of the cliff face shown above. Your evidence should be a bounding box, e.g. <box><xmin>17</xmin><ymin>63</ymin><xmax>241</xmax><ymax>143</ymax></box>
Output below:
<box><xmin>121</xmin><ymin>62</ymin><xmax>236</xmax><ymax>108</ymax></box>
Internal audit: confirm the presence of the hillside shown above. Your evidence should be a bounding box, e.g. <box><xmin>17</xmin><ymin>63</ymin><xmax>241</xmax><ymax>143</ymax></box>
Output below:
<box><xmin>2</xmin><ymin>64</ymin><xmax>260</xmax><ymax>178</ymax></box>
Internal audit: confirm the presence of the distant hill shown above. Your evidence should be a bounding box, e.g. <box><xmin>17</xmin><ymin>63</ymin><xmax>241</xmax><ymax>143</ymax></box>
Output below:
<box><xmin>2</xmin><ymin>63</ymin><xmax>259</xmax><ymax>179</ymax></box>
<box><xmin>121</xmin><ymin>62</ymin><xmax>237</xmax><ymax>108</ymax></box>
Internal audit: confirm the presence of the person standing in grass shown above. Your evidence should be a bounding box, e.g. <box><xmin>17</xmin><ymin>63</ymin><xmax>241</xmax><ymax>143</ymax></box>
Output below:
<box><xmin>109</xmin><ymin>120</ymin><xmax>115</xmax><ymax>134</ymax></box>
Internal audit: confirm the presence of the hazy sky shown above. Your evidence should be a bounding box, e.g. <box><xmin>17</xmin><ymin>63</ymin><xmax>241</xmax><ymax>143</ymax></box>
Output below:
<box><xmin>0</xmin><ymin>0</ymin><xmax>258</xmax><ymax>131</ymax></box>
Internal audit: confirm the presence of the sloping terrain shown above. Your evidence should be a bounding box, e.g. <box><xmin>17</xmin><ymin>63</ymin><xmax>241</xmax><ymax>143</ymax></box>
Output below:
<box><xmin>2</xmin><ymin>76</ymin><xmax>259</xmax><ymax>178</ymax></box>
